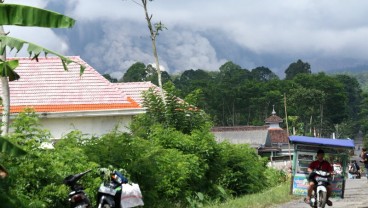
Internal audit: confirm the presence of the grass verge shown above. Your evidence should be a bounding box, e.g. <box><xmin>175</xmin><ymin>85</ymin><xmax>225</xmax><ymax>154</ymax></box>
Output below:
<box><xmin>203</xmin><ymin>182</ymin><xmax>300</xmax><ymax>208</ymax></box>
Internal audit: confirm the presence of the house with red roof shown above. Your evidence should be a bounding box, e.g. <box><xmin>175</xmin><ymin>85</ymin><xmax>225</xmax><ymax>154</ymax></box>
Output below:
<box><xmin>0</xmin><ymin>56</ymin><xmax>154</xmax><ymax>139</ymax></box>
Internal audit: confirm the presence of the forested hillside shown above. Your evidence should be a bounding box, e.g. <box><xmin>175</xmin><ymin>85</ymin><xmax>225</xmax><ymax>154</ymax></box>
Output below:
<box><xmin>326</xmin><ymin>64</ymin><xmax>368</xmax><ymax>92</ymax></box>
<box><xmin>108</xmin><ymin>59</ymin><xmax>368</xmax><ymax>139</ymax></box>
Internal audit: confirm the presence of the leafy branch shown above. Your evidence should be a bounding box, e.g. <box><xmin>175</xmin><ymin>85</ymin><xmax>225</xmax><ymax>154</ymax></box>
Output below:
<box><xmin>0</xmin><ymin>35</ymin><xmax>86</xmax><ymax>75</ymax></box>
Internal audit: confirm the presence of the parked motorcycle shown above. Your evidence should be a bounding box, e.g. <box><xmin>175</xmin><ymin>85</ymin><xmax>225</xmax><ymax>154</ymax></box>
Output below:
<box><xmin>97</xmin><ymin>170</ymin><xmax>128</xmax><ymax>208</ymax></box>
<box><xmin>63</xmin><ymin>169</ymin><xmax>92</xmax><ymax>208</ymax></box>
<box><xmin>309</xmin><ymin>170</ymin><xmax>331</xmax><ymax>208</ymax></box>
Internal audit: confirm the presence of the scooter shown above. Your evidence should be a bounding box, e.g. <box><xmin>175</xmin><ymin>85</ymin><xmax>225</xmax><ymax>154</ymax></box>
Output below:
<box><xmin>96</xmin><ymin>170</ymin><xmax>128</xmax><ymax>208</ymax></box>
<box><xmin>309</xmin><ymin>170</ymin><xmax>330</xmax><ymax>208</ymax></box>
<box><xmin>63</xmin><ymin>169</ymin><xmax>92</xmax><ymax>208</ymax></box>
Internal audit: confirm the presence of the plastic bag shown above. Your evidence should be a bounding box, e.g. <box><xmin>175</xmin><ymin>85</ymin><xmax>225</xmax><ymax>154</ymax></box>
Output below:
<box><xmin>120</xmin><ymin>183</ymin><xmax>144</xmax><ymax>208</ymax></box>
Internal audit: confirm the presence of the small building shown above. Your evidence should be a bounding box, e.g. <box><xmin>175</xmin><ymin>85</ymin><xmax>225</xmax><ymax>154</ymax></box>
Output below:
<box><xmin>212</xmin><ymin>107</ymin><xmax>292</xmax><ymax>170</ymax></box>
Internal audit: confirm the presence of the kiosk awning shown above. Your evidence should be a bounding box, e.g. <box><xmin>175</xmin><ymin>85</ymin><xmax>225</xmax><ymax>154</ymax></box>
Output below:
<box><xmin>289</xmin><ymin>135</ymin><xmax>355</xmax><ymax>149</ymax></box>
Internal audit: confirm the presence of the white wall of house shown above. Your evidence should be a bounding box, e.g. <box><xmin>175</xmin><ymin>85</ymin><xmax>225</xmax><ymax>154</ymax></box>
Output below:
<box><xmin>38</xmin><ymin>115</ymin><xmax>133</xmax><ymax>139</ymax></box>
<box><xmin>9</xmin><ymin>109</ymin><xmax>145</xmax><ymax>139</ymax></box>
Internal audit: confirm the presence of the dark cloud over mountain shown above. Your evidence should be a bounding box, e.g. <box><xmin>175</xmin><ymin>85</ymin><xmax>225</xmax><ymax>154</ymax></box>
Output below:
<box><xmin>6</xmin><ymin>0</ymin><xmax>368</xmax><ymax>79</ymax></box>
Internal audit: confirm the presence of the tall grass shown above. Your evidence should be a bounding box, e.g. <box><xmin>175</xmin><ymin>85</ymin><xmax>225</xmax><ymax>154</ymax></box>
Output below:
<box><xmin>203</xmin><ymin>182</ymin><xmax>299</xmax><ymax>208</ymax></box>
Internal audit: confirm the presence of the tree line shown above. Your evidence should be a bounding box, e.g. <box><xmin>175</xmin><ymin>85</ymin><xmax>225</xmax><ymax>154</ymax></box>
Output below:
<box><xmin>105</xmin><ymin>59</ymin><xmax>367</xmax><ymax>139</ymax></box>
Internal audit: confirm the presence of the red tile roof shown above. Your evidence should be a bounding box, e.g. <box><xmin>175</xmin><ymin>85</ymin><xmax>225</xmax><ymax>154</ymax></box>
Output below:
<box><xmin>265</xmin><ymin>115</ymin><xmax>283</xmax><ymax>123</ymax></box>
<box><xmin>0</xmin><ymin>56</ymin><xmax>141</xmax><ymax>113</ymax></box>
<box><xmin>268</xmin><ymin>129</ymin><xmax>289</xmax><ymax>143</ymax></box>
<box><xmin>114</xmin><ymin>82</ymin><xmax>159</xmax><ymax>106</ymax></box>
<box><xmin>212</xmin><ymin>126</ymin><xmax>269</xmax><ymax>132</ymax></box>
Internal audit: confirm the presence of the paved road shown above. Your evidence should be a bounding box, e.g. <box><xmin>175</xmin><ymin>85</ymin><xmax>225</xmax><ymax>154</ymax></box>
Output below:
<box><xmin>271</xmin><ymin>177</ymin><xmax>368</xmax><ymax>208</ymax></box>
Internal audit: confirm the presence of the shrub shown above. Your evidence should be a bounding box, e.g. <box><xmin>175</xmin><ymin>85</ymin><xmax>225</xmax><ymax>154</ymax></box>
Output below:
<box><xmin>2</xmin><ymin>132</ymin><xmax>100</xmax><ymax>207</ymax></box>
<box><xmin>264</xmin><ymin>168</ymin><xmax>288</xmax><ymax>187</ymax></box>
<box><xmin>214</xmin><ymin>142</ymin><xmax>268</xmax><ymax>195</ymax></box>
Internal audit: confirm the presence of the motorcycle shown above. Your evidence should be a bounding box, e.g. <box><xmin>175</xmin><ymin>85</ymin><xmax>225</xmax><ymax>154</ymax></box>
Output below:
<box><xmin>97</xmin><ymin>170</ymin><xmax>128</xmax><ymax>208</ymax></box>
<box><xmin>63</xmin><ymin>169</ymin><xmax>92</xmax><ymax>208</ymax></box>
<box><xmin>309</xmin><ymin>170</ymin><xmax>331</xmax><ymax>208</ymax></box>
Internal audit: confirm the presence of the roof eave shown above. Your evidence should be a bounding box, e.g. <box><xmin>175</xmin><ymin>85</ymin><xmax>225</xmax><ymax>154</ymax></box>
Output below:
<box><xmin>10</xmin><ymin>108</ymin><xmax>146</xmax><ymax>119</ymax></box>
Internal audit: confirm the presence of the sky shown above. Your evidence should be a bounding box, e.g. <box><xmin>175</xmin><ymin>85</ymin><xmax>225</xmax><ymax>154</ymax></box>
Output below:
<box><xmin>4</xmin><ymin>0</ymin><xmax>368</xmax><ymax>79</ymax></box>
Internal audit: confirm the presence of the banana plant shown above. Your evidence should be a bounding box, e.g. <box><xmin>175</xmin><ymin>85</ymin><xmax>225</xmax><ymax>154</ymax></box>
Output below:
<box><xmin>0</xmin><ymin>136</ymin><xmax>25</xmax><ymax>157</ymax></box>
<box><xmin>0</xmin><ymin>2</ymin><xmax>85</xmax><ymax>136</ymax></box>
<box><xmin>0</xmin><ymin>135</ymin><xmax>26</xmax><ymax>178</ymax></box>
<box><xmin>0</xmin><ymin>133</ymin><xmax>26</xmax><ymax>204</ymax></box>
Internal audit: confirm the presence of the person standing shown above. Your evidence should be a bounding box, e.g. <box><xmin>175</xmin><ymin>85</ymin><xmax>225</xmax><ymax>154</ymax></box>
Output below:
<box><xmin>360</xmin><ymin>148</ymin><xmax>368</xmax><ymax>180</ymax></box>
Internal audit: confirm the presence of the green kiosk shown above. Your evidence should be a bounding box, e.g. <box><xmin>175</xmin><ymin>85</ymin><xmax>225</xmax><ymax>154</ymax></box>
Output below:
<box><xmin>289</xmin><ymin>135</ymin><xmax>355</xmax><ymax>198</ymax></box>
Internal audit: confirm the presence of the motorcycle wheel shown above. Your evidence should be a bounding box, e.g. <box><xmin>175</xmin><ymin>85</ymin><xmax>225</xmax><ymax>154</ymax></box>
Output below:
<box><xmin>318</xmin><ymin>191</ymin><xmax>327</xmax><ymax>208</ymax></box>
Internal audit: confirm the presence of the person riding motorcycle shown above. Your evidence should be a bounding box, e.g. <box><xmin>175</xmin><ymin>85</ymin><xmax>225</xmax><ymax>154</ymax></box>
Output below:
<box><xmin>305</xmin><ymin>149</ymin><xmax>333</xmax><ymax>206</ymax></box>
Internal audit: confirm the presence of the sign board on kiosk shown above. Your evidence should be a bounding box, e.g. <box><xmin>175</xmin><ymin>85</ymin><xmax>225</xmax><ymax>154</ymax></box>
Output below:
<box><xmin>289</xmin><ymin>135</ymin><xmax>355</xmax><ymax>198</ymax></box>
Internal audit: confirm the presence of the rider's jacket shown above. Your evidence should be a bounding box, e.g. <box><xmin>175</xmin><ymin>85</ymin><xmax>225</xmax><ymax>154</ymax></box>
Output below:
<box><xmin>309</xmin><ymin>160</ymin><xmax>333</xmax><ymax>172</ymax></box>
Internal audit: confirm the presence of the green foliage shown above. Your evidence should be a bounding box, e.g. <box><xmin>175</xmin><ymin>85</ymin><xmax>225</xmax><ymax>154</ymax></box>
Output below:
<box><xmin>103</xmin><ymin>73</ymin><xmax>118</xmax><ymax>83</ymax></box>
<box><xmin>215</xmin><ymin>142</ymin><xmax>268</xmax><ymax>195</ymax></box>
<box><xmin>334</xmin><ymin>74</ymin><xmax>362</xmax><ymax>119</ymax></box>
<box><xmin>293</xmin><ymin>73</ymin><xmax>348</xmax><ymax>124</ymax></box>
<box><xmin>0</xmin><ymin>91</ymin><xmax>293</xmax><ymax>208</ymax></box>
<box><xmin>117</xmin><ymin>57</ymin><xmax>366</xmax><ymax>138</ymax></box>
<box><xmin>5</xmin><ymin>132</ymin><xmax>100</xmax><ymax>207</ymax></box>
<box><xmin>0</xmin><ymin>59</ymin><xmax>20</xmax><ymax>81</ymax></box>
<box><xmin>120</xmin><ymin>61</ymin><xmax>171</xmax><ymax>85</ymax></box>
<box><xmin>82</xmin><ymin>123</ymin><xmax>281</xmax><ymax>207</ymax></box>
<box><xmin>263</xmin><ymin>168</ymin><xmax>288</xmax><ymax>187</ymax></box>
<box><xmin>172</xmin><ymin>63</ymin><xmax>287</xmax><ymax>127</ymax></box>
<box><xmin>0</xmin><ymin>136</ymin><xmax>26</xmax><ymax>156</ymax></box>
<box><xmin>80</xmin><ymin>84</ymin><xmax>286</xmax><ymax>207</ymax></box>
<box><xmin>0</xmin><ymin>4</ymin><xmax>75</xmax><ymax>28</ymax></box>
<box><xmin>0</xmin><ymin>36</ymin><xmax>86</xmax><ymax>74</ymax></box>
<box><xmin>251</xmin><ymin>66</ymin><xmax>279</xmax><ymax>82</ymax></box>
<box><xmin>135</xmin><ymin>81</ymin><xmax>211</xmax><ymax>135</ymax></box>
<box><xmin>285</xmin><ymin>59</ymin><xmax>311</xmax><ymax>80</ymax></box>
<box><xmin>0</xmin><ymin>137</ymin><xmax>27</xmax><ymax>207</ymax></box>
<box><xmin>173</xmin><ymin>69</ymin><xmax>213</xmax><ymax>97</ymax></box>
<box><xmin>1</xmin><ymin>111</ymin><xmax>100</xmax><ymax>207</ymax></box>
<box><xmin>363</xmin><ymin>137</ymin><xmax>368</xmax><ymax>149</ymax></box>
<box><xmin>187</xmin><ymin>192</ymin><xmax>206</xmax><ymax>208</ymax></box>
<box><xmin>121</xmin><ymin>62</ymin><xmax>148</xmax><ymax>82</ymax></box>
<box><xmin>360</xmin><ymin>92</ymin><xmax>368</xmax><ymax>135</ymax></box>
<box><xmin>82</xmin><ymin>129</ymin><xmax>202</xmax><ymax>207</ymax></box>
<box><xmin>287</xmin><ymin>86</ymin><xmax>325</xmax><ymax>135</ymax></box>
<box><xmin>0</xmin><ymin>3</ymin><xmax>86</xmax><ymax>76</ymax></box>
<box><xmin>287</xmin><ymin>72</ymin><xmax>350</xmax><ymax>136</ymax></box>
<box><xmin>9</xmin><ymin>108</ymin><xmax>51</xmax><ymax>143</ymax></box>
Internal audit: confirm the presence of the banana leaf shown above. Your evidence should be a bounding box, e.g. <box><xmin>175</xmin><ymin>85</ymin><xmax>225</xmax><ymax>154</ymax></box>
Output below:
<box><xmin>0</xmin><ymin>4</ymin><xmax>75</xmax><ymax>28</ymax></box>
<box><xmin>0</xmin><ymin>136</ymin><xmax>26</xmax><ymax>156</ymax></box>
<box><xmin>0</xmin><ymin>137</ymin><xmax>26</xmax><ymax>179</ymax></box>
<box><xmin>0</xmin><ymin>36</ymin><xmax>86</xmax><ymax>75</ymax></box>
<box><xmin>0</xmin><ymin>59</ymin><xmax>19</xmax><ymax>81</ymax></box>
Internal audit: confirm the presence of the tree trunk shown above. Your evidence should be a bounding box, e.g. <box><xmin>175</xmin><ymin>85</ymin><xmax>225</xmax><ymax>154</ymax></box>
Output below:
<box><xmin>0</xmin><ymin>25</ymin><xmax>9</xmax><ymax>136</ymax></box>
<box><xmin>142</xmin><ymin>0</ymin><xmax>165</xmax><ymax>103</ymax></box>
<box><xmin>0</xmin><ymin>77</ymin><xmax>9</xmax><ymax>136</ymax></box>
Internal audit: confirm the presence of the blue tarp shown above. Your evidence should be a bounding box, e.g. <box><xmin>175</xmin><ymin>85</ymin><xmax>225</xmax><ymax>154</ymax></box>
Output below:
<box><xmin>289</xmin><ymin>135</ymin><xmax>355</xmax><ymax>149</ymax></box>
